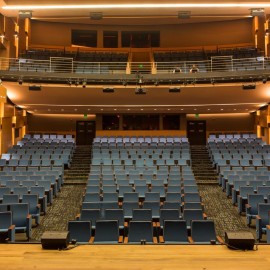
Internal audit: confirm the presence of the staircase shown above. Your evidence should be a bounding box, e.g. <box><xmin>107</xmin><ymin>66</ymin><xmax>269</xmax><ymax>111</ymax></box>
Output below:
<box><xmin>190</xmin><ymin>145</ymin><xmax>218</xmax><ymax>185</ymax></box>
<box><xmin>130</xmin><ymin>51</ymin><xmax>152</xmax><ymax>74</ymax></box>
<box><xmin>64</xmin><ymin>145</ymin><xmax>92</xmax><ymax>185</ymax></box>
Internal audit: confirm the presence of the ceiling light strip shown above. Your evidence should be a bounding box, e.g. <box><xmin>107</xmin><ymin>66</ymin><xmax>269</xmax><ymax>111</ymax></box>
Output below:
<box><xmin>3</xmin><ymin>4</ymin><xmax>270</xmax><ymax>10</ymax></box>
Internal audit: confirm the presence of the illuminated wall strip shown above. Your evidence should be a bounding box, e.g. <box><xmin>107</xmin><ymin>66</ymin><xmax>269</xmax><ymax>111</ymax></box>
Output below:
<box><xmin>3</xmin><ymin>3</ymin><xmax>270</xmax><ymax>10</ymax></box>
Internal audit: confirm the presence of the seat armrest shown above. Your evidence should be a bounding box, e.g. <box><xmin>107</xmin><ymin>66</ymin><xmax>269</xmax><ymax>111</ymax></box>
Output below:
<box><xmin>256</xmin><ymin>215</ymin><xmax>261</xmax><ymax>221</ymax></box>
<box><xmin>75</xmin><ymin>214</ymin><xmax>80</xmax><ymax>220</ymax></box>
<box><xmin>203</xmin><ymin>213</ymin><xmax>207</xmax><ymax>219</ymax></box>
<box><xmin>156</xmin><ymin>222</ymin><xmax>160</xmax><ymax>227</ymax></box>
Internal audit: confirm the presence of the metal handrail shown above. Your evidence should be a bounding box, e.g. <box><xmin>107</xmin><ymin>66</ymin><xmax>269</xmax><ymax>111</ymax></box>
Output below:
<box><xmin>0</xmin><ymin>56</ymin><xmax>269</xmax><ymax>75</ymax></box>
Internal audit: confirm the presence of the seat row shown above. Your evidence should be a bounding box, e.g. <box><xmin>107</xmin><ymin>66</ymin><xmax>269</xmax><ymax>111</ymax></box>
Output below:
<box><xmin>94</xmin><ymin>136</ymin><xmax>189</xmax><ymax>143</ymax></box>
<box><xmin>67</xmin><ymin>219</ymin><xmax>221</xmax><ymax>244</ymax></box>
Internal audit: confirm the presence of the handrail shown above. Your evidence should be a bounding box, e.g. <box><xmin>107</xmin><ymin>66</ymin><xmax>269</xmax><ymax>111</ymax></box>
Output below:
<box><xmin>0</xmin><ymin>56</ymin><xmax>269</xmax><ymax>75</ymax></box>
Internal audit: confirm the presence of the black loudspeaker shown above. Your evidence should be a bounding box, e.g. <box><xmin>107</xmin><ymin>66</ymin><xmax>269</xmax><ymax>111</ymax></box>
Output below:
<box><xmin>29</xmin><ymin>85</ymin><xmax>41</xmax><ymax>91</ymax></box>
<box><xmin>242</xmin><ymin>84</ymin><xmax>256</xmax><ymax>90</ymax></box>
<box><xmin>225</xmin><ymin>231</ymin><xmax>255</xmax><ymax>250</ymax></box>
<box><xmin>41</xmin><ymin>231</ymin><xmax>69</xmax><ymax>250</ymax></box>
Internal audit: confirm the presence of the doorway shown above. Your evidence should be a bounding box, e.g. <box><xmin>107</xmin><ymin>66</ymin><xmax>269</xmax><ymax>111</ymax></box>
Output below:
<box><xmin>76</xmin><ymin>121</ymin><xmax>96</xmax><ymax>145</ymax></box>
<box><xmin>187</xmin><ymin>120</ymin><xmax>206</xmax><ymax>145</ymax></box>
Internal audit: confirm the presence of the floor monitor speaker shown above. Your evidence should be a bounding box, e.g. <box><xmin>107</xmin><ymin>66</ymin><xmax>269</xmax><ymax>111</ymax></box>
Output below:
<box><xmin>41</xmin><ymin>231</ymin><xmax>69</xmax><ymax>250</ymax></box>
<box><xmin>224</xmin><ymin>231</ymin><xmax>255</xmax><ymax>250</ymax></box>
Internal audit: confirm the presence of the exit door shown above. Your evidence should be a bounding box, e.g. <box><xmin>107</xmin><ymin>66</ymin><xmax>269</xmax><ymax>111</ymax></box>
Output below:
<box><xmin>76</xmin><ymin>121</ymin><xmax>96</xmax><ymax>145</ymax></box>
<box><xmin>187</xmin><ymin>120</ymin><xmax>206</xmax><ymax>145</ymax></box>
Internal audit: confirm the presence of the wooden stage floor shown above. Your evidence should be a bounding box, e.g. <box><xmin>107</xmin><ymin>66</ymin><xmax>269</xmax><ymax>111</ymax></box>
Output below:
<box><xmin>1</xmin><ymin>244</ymin><xmax>270</xmax><ymax>270</ymax></box>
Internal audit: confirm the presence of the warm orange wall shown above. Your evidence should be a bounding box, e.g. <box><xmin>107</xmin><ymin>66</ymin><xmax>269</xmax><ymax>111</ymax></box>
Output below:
<box><xmin>27</xmin><ymin>114</ymin><xmax>96</xmax><ymax>134</ymax></box>
<box><xmin>187</xmin><ymin>113</ymin><xmax>255</xmax><ymax>135</ymax></box>
<box><xmin>30</xmin><ymin>18</ymin><xmax>253</xmax><ymax>48</ymax></box>
<box><xmin>27</xmin><ymin>112</ymin><xmax>255</xmax><ymax>136</ymax></box>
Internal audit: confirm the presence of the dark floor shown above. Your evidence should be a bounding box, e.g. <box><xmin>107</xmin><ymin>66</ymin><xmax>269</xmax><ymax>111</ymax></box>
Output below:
<box><xmin>32</xmin><ymin>185</ymin><xmax>85</xmax><ymax>241</ymax></box>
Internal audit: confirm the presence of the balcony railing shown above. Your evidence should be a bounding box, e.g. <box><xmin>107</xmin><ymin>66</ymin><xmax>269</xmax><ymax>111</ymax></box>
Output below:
<box><xmin>0</xmin><ymin>56</ymin><xmax>269</xmax><ymax>75</ymax></box>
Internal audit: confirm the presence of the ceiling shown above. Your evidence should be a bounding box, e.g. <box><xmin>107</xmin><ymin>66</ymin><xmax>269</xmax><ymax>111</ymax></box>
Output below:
<box><xmin>3</xmin><ymin>81</ymin><xmax>270</xmax><ymax>115</ymax></box>
<box><xmin>0</xmin><ymin>0</ymin><xmax>270</xmax><ymax>25</ymax></box>
<box><xmin>1</xmin><ymin>1</ymin><xmax>270</xmax><ymax>115</ymax></box>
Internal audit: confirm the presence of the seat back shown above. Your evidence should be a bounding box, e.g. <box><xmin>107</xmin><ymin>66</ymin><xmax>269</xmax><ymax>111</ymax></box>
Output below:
<box><xmin>94</xmin><ymin>220</ymin><xmax>119</xmax><ymax>243</ymax></box>
<box><xmin>132</xmin><ymin>209</ymin><xmax>152</xmax><ymax>221</ymax></box>
<box><xmin>10</xmin><ymin>203</ymin><xmax>29</xmax><ymax>227</ymax></box>
<box><xmin>159</xmin><ymin>209</ymin><xmax>180</xmax><ymax>227</ymax></box>
<box><xmin>182</xmin><ymin>209</ymin><xmax>204</xmax><ymax>227</ymax></box>
<box><xmin>2</xmin><ymin>194</ymin><xmax>19</xmax><ymax>204</ymax></box>
<box><xmin>128</xmin><ymin>221</ymin><xmax>153</xmax><ymax>243</ymax></box>
<box><xmin>163</xmin><ymin>220</ymin><xmax>189</xmax><ymax>243</ymax></box>
<box><xmin>104</xmin><ymin>209</ymin><xmax>125</xmax><ymax>227</ymax></box>
<box><xmin>258</xmin><ymin>203</ymin><xmax>270</xmax><ymax>226</ymax></box>
<box><xmin>191</xmin><ymin>220</ymin><xmax>217</xmax><ymax>243</ymax></box>
<box><xmin>68</xmin><ymin>221</ymin><xmax>91</xmax><ymax>243</ymax></box>
<box><xmin>0</xmin><ymin>211</ymin><xmax>12</xmax><ymax>230</ymax></box>
<box><xmin>80</xmin><ymin>209</ymin><xmax>100</xmax><ymax>227</ymax></box>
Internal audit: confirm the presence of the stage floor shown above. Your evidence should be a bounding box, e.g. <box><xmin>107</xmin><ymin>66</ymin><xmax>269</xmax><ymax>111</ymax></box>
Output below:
<box><xmin>0</xmin><ymin>244</ymin><xmax>270</xmax><ymax>270</ymax></box>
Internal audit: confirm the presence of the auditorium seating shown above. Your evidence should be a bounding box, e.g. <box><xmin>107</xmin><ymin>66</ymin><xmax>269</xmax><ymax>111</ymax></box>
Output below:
<box><xmin>0</xmin><ymin>133</ymin><xmax>75</xmax><ymax>240</ymax></box>
<box><xmin>67</xmin><ymin>135</ymin><xmax>222</xmax><ymax>244</ymax></box>
<box><xmin>208</xmin><ymin>133</ymin><xmax>270</xmax><ymax>242</ymax></box>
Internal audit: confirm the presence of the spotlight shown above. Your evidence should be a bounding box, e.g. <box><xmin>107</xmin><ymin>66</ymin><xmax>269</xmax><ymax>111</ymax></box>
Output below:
<box><xmin>135</xmin><ymin>88</ymin><xmax>146</xmax><ymax>94</ymax></box>
<box><xmin>18</xmin><ymin>78</ymin><xmax>23</xmax><ymax>85</ymax></box>
<box><xmin>154</xmin><ymin>81</ymin><xmax>159</xmax><ymax>86</ymax></box>
<box><xmin>82</xmin><ymin>80</ymin><xmax>87</xmax><ymax>88</ymax></box>
<box><xmin>67</xmin><ymin>79</ymin><xmax>72</xmax><ymax>86</ymax></box>
<box><xmin>122</xmin><ymin>81</ymin><xmax>128</xmax><ymax>86</ymax></box>
<box><xmin>75</xmin><ymin>80</ymin><xmax>79</xmax><ymax>87</ymax></box>
<box><xmin>211</xmin><ymin>79</ymin><xmax>215</xmax><ymax>85</ymax></box>
<box><xmin>263</xmin><ymin>78</ymin><xmax>267</xmax><ymax>84</ymax></box>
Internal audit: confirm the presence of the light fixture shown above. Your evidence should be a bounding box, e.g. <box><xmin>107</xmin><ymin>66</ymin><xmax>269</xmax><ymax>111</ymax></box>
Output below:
<box><xmin>82</xmin><ymin>79</ymin><xmax>87</xmax><ymax>88</ymax></box>
<box><xmin>103</xmin><ymin>87</ymin><xmax>114</xmax><ymax>93</ymax></box>
<box><xmin>265</xmin><ymin>29</ymin><xmax>269</xmax><ymax>36</ymax></box>
<box><xmin>18</xmin><ymin>10</ymin><xmax>32</xmax><ymax>19</ymax></box>
<box><xmin>169</xmin><ymin>87</ymin><xmax>181</xmax><ymax>93</ymax></box>
<box><xmin>18</xmin><ymin>77</ymin><xmax>23</xmax><ymax>85</ymax></box>
<box><xmin>135</xmin><ymin>87</ymin><xmax>146</xmax><ymax>94</ymax></box>
<box><xmin>14</xmin><ymin>31</ymin><xmax>18</xmax><ymax>38</ymax></box>
<box><xmin>154</xmin><ymin>81</ymin><xmax>159</xmax><ymax>86</ymax></box>
<box><xmin>67</xmin><ymin>79</ymin><xmax>72</xmax><ymax>86</ymax></box>
<box><xmin>178</xmin><ymin>11</ymin><xmax>191</xmax><ymax>19</ymax></box>
<box><xmin>262</xmin><ymin>78</ymin><xmax>267</xmax><ymax>84</ymax></box>
<box><xmin>122</xmin><ymin>80</ymin><xmax>128</xmax><ymax>86</ymax></box>
<box><xmin>90</xmin><ymin>12</ymin><xmax>103</xmax><ymax>20</ymax></box>
<box><xmin>250</xmin><ymin>8</ymin><xmax>264</xmax><ymax>17</ymax></box>
<box><xmin>75</xmin><ymin>80</ymin><xmax>79</xmax><ymax>86</ymax></box>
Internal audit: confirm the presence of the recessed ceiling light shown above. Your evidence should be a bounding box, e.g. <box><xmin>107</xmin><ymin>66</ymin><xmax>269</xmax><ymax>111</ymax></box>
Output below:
<box><xmin>74</xmin><ymin>108</ymin><xmax>77</xmax><ymax>111</ymax></box>
<box><xmin>100</xmin><ymin>109</ymin><xmax>103</xmax><ymax>111</ymax></box>
<box><xmin>207</xmin><ymin>109</ymin><xmax>210</xmax><ymax>111</ymax></box>
<box><xmin>245</xmin><ymin>109</ymin><xmax>249</xmax><ymax>111</ymax></box>
<box><xmin>140</xmin><ymin>108</ymin><xmax>144</xmax><ymax>111</ymax></box>
<box><xmin>167</xmin><ymin>109</ymin><xmax>171</xmax><ymax>111</ymax></box>
<box><xmin>87</xmin><ymin>109</ymin><xmax>91</xmax><ymax>111</ymax></box>
<box><xmin>234</xmin><ymin>109</ymin><xmax>237</xmax><ymax>111</ymax></box>
<box><xmin>48</xmin><ymin>109</ymin><xmax>51</xmax><ymax>111</ymax></box>
<box><xmin>221</xmin><ymin>108</ymin><xmax>224</xmax><ymax>111</ymax></box>
<box><xmin>194</xmin><ymin>109</ymin><xmax>197</xmax><ymax>111</ymax></box>
<box><xmin>114</xmin><ymin>109</ymin><xmax>117</xmax><ymax>111</ymax></box>
<box><xmin>127</xmin><ymin>108</ymin><xmax>130</xmax><ymax>111</ymax></box>
<box><xmin>181</xmin><ymin>109</ymin><xmax>184</xmax><ymax>111</ymax></box>
<box><xmin>61</xmin><ymin>109</ymin><xmax>64</xmax><ymax>111</ymax></box>
<box><xmin>154</xmin><ymin>109</ymin><xmax>157</xmax><ymax>111</ymax></box>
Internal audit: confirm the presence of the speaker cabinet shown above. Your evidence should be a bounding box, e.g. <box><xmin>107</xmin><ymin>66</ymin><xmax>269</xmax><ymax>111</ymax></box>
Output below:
<box><xmin>41</xmin><ymin>231</ymin><xmax>69</xmax><ymax>250</ymax></box>
<box><xmin>225</xmin><ymin>231</ymin><xmax>255</xmax><ymax>250</ymax></box>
